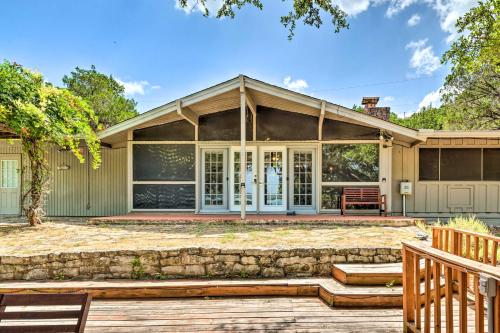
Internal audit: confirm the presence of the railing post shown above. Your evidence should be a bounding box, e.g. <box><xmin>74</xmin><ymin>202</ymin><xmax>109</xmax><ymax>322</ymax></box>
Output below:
<box><xmin>403</xmin><ymin>244</ymin><xmax>415</xmax><ymax>332</ymax></box>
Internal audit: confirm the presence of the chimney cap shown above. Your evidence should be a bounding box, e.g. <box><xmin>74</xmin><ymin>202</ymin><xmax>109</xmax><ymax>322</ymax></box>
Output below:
<box><xmin>361</xmin><ymin>97</ymin><xmax>380</xmax><ymax>105</ymax></box>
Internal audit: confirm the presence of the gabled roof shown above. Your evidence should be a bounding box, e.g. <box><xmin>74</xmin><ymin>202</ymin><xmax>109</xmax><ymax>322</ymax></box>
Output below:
<box><xmin>98</xmin><ymin>75</ymin><xmax>421</xmax><ymax>143</ymax></box>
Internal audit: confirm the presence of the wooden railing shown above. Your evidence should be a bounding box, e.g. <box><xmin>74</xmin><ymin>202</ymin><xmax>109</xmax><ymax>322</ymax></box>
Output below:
<box><xmin>431</xmin><ymin>226</ymin><xmax>499</xmax><ymax>266</ymax></box>
<box><xmin>402</xmin><ymin>241</ymin><xmax>500</xmax><ymax>333</ymax></box>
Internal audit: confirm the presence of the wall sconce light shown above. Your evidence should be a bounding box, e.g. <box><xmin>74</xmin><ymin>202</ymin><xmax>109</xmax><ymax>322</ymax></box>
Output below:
<box><xmin>57</xmin><ymin>164</ymin><xmax>70</xmax><ymax>170</ymax></box>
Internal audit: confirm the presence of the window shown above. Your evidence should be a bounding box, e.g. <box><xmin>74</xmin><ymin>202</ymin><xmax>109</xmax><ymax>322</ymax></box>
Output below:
<box><xmin>1</xmin><ymin>160</ymin><xmax>18</xmax><ymax>188</ymax></box>
<box><xmin>419</xmin><ymin>149</ymin><xmax>439</xmax><ymax>181</ymax></box>
<box><xmin>133</xmin><ymin>144</ymin><xmax>195</xmax><ymax>181</ymax></box>
<box><xmin>419</xmin><ymin>148</ymin><xmax>497</xmax><ymax>181</ymax></box>
<box><xmin>483</xmin><ymin>149</ymin><xmax>500</xmax><ymax>181</ymax></box>
<box><xmin>440</xmin><ymin>148</ymin><xmax>481</xmax><ymax>181</ymax></box>
<box><xmin>322</xmin><ymin>144</ymin><xmax>379</xmax><ymax>182</ymax></box>
<box><xmin>132</xmin><ymin>144</ymin><xmax>196</xmax><ymax>210</ymax></box>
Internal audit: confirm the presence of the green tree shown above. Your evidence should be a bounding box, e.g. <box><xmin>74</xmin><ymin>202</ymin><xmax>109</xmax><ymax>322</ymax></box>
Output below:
<box><xmin>391</xmin><ymin>106</ymin><xmax>448</xmax><ymax>130</ymax></box>
<box><xmin>62</xmin><ymin>66</ymin><xmax>138</xmax><ymax>129</ymax></box>
<box><xmin>0</xmin><ymin>61</ymin><xmax>101</xmax><ymax>226</ymax></box>
<box><xmin>177</xmin><ymin>0</ymin><xmax>349</xmax><ymax>39</ymax></box>
<box><xmin>441</xmin><ymin>0</ymin><xmax>500</xmax><ymax>129</ymax></box>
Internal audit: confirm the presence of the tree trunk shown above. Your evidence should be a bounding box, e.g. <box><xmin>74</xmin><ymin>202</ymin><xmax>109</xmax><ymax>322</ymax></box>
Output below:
<box><xmin>22</xmin><ymin>140</ymin><xmax>47</xmax><ymax>226</ymax></box>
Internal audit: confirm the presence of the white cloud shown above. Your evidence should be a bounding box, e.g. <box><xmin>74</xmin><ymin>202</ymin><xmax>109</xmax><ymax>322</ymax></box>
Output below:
<box><xmin>175</xmin><ymin>0</ymin><xmax>224</xmax><ymax>16</ymax></box>
<box><xmin>283</xmin><ymin>76</ymin><xmax>309</xmax><ymax>92</ymax></box>
<box><xmin>429</xmin><ymin>0</ymin><xmax>477</xmax><ymax>42</ymax></box>
<box><xmin>151</xmin><ymin>85</ymin><xmax>161</xmax><ymax>90</ymax></box>
<box><xmin>405</xmin><ymin>38</ymin><xmax>441</xmax><ymax>76</ymax></box>
<box><xmin>116</xmin><ymin>79</ymin><xmax>150</xmax><ymax>96</ymax></box>
<box><xmin>335</xmin><ymin>0</ymin><xmax>371</xmax><ymax>15</ymax></box>
<box><xmin>407</xmin><ymin>13</ymin><xmax>421</xmax><ymax>26</ymax></box>
<box><xmin>385</xmin><ymin>0</ymin><xmax>418</xmax><ymax>17</ymax></box>
<box><xmin>418</xmin><ymin>87</ymin><xmax>443</xmax><ymax>109</ymax></box>
<box><xmin>382</xmin><ymin>96</ymin><xmax>395</xmax><ymax>102</ymax></box>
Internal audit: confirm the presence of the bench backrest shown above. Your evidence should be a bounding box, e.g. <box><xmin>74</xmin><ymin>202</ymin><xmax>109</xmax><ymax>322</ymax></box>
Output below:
<box><xmin>0</xmin><ymin>293</ymin><xmax>92</xmax><ymax>333</ymax></box>
<box><xmin>343</xmin><ymin>187</ymin><xmax>380</xmax><ymax>202</ymax></box>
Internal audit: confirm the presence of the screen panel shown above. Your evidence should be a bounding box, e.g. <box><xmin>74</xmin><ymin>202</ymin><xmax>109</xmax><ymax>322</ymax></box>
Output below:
<box><xmin>419</xmin><ymin>148</ymin><xmax>439</xmax><ymax>181</ymax></box>
<box><xmin>133</xmin><ymin>120</ymin><xmax>195</xmax><ymax>141</ymax></box>
<box><xmin>440</xmin><ymin>148</ymin><xmax>481</xmax><ymax>181</ymax></box>
<box><xmin>322</xmin><ymin>119</ymin><xmax>379</xmax><ymax>140</ymax></box>
<box><xmin>256</xmin><ymin>107</ymin><xmax>318</xmax><ymax>141</ymax></box>
<box><xmin>322</xmin><ymin>144</ymin><xmax>379</xmax><ymax>182</ymax></box>
<box><xmin>199</xmin><ymin>109</ymin><xmax>252</xmax><ymax>141</ymax></box>
<box><xmin>483</xmin><ymin>148</ymin><xmax>500</xmax><ymax>181</ymax></box>
<box><xmin>133</xmin><ymin>144</ymin><xmax>195</xmax><ymax>181</ymax></box>
<box><xmin>321</xmin><ymin>186</ymin><xmax>342</xmax><ymax>209</ymax></box>
<box><xmin>133</xmin><ymin>184</ymin><xmax>195</xmax><ymax>209</ymax></box>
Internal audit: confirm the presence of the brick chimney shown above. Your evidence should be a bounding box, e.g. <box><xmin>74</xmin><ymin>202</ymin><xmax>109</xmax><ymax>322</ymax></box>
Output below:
<box><xmin>361</xmin><ymin>97</ymin><xmax>390</xmax><ymax>121</ymax></box>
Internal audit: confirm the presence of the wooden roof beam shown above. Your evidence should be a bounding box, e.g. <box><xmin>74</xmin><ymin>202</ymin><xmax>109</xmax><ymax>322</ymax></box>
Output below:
<box><xmin>176</xmin><ymin>99</ymin><xmax>199</xmax><ymax>127</ymax></box>
<box><xmin>318</xmin><ymin>100</ymin><xmax>326</xmax><ymax>140</ymax></box>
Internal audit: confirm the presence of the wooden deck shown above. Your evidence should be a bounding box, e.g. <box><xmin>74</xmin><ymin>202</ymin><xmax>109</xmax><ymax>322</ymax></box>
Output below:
<box><xmin>0</xmin><ymin>278</ymin><xmax>405</xmax><ymax>307</ymax></box>
<box><xmin>1</xmin><ymin>296</ymin><xmax>486</xmax><ymax>332</ymax></box>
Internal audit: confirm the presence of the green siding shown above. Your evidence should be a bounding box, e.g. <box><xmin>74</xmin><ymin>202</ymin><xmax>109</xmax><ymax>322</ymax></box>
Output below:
<box><xmin>0</xmin><ymin>140</ymin><xmax>127</xmax><ymax>217</ymax></box>
<box><xmin>45</xmin><ymin>146</ymin><xmax>127</xmax><ymax>216</ymax></box>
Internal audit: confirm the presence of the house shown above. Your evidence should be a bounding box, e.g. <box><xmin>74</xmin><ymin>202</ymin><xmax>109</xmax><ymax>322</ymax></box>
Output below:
<box><xmin>1</xmin><ymin>75</ymin><xmax>499</xmax><ymax>219</ymax></box>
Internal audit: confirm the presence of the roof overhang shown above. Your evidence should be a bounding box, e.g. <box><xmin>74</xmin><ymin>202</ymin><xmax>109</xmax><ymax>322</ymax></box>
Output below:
<box><xmin>417</xmin><ymin>129</ymin><xmax>500</xmax><ymax>139</ymax></box>
<box><xmin>98</xmin><ymin>75</ymin><xmax>421</xmax><ymax>145</ymax></box>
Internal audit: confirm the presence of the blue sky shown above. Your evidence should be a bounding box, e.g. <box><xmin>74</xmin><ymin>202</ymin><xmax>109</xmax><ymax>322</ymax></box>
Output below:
<box><xmin>0</xmin><ymin>0</ymin><xmax>477</xmax><ymax>116</ymax></box>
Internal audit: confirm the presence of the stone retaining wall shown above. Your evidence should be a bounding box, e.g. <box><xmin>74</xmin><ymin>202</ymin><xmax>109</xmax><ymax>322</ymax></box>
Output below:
<box><xmin>0</xmin><ymin>247</ymin><xmax>401</xmax><ymax>280</ymax></box>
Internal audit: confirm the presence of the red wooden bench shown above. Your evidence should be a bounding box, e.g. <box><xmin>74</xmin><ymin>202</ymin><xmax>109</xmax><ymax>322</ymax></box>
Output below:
<box><xmin>341</xmin><ymin>187</ymin><xmax>386</xmax><ymax>216</ymax></box>
<box><xmin>0</xmin><ymin>293</ymin><xmax>92</xmax><ymax>333</ymax></box>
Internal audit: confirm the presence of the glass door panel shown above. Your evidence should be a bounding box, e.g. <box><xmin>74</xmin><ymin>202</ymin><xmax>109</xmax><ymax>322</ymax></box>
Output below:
<box><xmin>202</xmin><ymin>149</ymin><xmax>227</xmax><ymax>210</ymax></box>
<box><xmin>230</xmin><ymin>148</ymin><xmax>256</xmax><ymax>211</ymax></box>
<box><xmin>290</xmin><ymin>150</ymin><xmax>315</xmax><ymax>210</ymax></box>
<box><xmin>259</xmin><ymin>148</ymin><xmax>287</xmax><ymax>211</ymax></box>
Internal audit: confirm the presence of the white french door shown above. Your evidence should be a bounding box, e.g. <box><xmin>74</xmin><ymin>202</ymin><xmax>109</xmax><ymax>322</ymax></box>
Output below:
<box><xmin>201</xmin><ymin>149</ymin><xmax>228</xmax><ymax>211</ymax></box>
<box><xmin>259</xmin><ymin>147</ymin><xmax>287</xmax><ymax>212</ymax></box>
<box><xmin>229</xmin><ymin>147</ymin><xmax>257</xmax><ymax>211</ymax></box>
<box><xmin>289</xmin><ymin>149</ymin><xmax>315</xmax><ymax>211</ymax></box>
<box><xmin>0</xmin><ymin>155</ymin><xmax>21</xmax><ymax>215</ymax></box>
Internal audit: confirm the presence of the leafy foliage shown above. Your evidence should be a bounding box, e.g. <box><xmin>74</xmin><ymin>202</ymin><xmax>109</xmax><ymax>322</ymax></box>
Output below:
<box><xmin>177</xmin><ymin>0</ymin><xmax>349</xmax><ymax>39</ymax></box>
<box><xmin>441</xmin><ymin>0</ymin><xmax>500</xmax><ymax>129</ymax></box>
<box><xmin>0</xmin><ymin>60</ymin><xmax>100</xmax><ymax>225</ymax></box>
<box><xmin>391</xmin><ymin>106</ymin><xmax>448</xmax><ymax>130</ymax></box>
<box><xmin>63</xmin><ymin>66</ymin><xmax>138</xmax><ymax>129</ymax></box>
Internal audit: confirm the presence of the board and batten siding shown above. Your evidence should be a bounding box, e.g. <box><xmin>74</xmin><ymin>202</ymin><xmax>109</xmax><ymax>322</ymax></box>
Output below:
<box><xmin>45</xmin><ymin>146</ymin><xmax>127</xmax><ymax>216</ymax></box>
<box><xmin>392</xmin><ymin>138</ymin><xmax>500</xmax><ymax>216</ymax></box>
<box><xmin>1</xmin><ymin>140</ymin><xmax>127</xmax><ymax>216</ymax></box>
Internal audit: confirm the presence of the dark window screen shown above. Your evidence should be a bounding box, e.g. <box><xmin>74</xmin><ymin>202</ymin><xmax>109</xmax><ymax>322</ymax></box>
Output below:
<box><xmin>199</xmin><ymin>109</ymin><xmax>252</xmax><ymax>141</ymax></box>
<box><xmin>133</xmin><ymin>184</ymin><xmax>195</xmax><ymax>209</ymax></box>
<box><xmin>440</xmin><ymin>148</ymin><xmax>481</xmax><ymax>181</ymax></box>
<box><xmin>322</xmin><ymin>119</ymin><xmax>379</xmax><ymax>140</ymax></box>
<box><xmin>419</xmin><ymin>149</ymin><xmax>439</xmax><ymax>181</ymax></box>
<box><xmin>483</xmin><ymin>149</ymin><xmax>500</xmax><ymax>181</ymax></box>
<box><xmin>133</xmin><ymin>120</ymin><xmax>195</xmax><ymax>141</ymax></box>
<box><xmin>133</xmin><ymin>144</ymin><xmax>195</xmax><ymax>181</ymax></box>
<box><xmin>257</xmin><ymin>107</ymin><xmax>318</xmax><ymax>141</ymax></box>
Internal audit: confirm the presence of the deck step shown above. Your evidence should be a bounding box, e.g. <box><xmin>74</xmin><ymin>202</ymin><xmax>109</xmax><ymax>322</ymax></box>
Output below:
<box><xmin>332</xmin><ymin>261</ymin><xmax>426</xmax><ymax>286</ymax></box>
<box><xmin>332</xmin><ymin>263</ymin><xmax>404</xmax><ymax>286</ymax></box>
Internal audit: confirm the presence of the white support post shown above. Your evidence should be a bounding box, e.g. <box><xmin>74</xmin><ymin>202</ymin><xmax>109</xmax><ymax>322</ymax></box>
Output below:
<box><xmin>126</xmin><ymin>130</ymin><xmax>133</xmax><ymax>213</ymax></box>
<box><xmin>239</xmin><ymin>76</ymin><xmax>247</xmax><ymax>220</ymax></box>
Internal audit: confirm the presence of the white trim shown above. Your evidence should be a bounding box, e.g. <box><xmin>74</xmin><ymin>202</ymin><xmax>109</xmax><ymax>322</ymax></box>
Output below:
<box><xmin>418</xmin><ymin>130</ymin><xmax>500</xmax><ymax>139</ymax></box>
<box><xmin>201</xmin><ymin>148</ymin><xmax>228</xmax><ymax>211</ymax></box>
<box><xmin>229</xmin><ymin>146</ymin><xmax>257</xmax><ymax>212</ymax></box>
<box><xmin>132</xmin><ymin>181</ymin><xmax>196</xmax><ymax>185</ymax></box>
<box><xmin>127</xmin><ymin>130</ymin><xmax>133</xmax><ymax>212</ymax></box>
<box><xmin>288</xmin><ymin>148</ymin><xmax>316</xmax><ymax>211</ymax></box>
<box><xmin>259</xmin><ymin>146</ymin><xmax>288</xmax><ymax>212</ymax></box>
<box><xmin>321</xmin><ymin>182</ymin><xmax>381</xmax><ymax>186</ymax></box>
